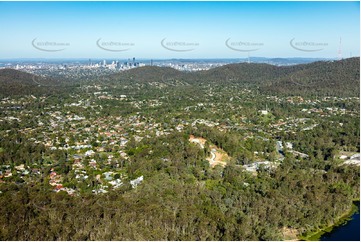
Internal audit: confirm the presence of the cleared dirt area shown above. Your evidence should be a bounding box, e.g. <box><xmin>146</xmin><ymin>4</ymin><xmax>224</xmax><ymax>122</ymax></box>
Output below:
<box><xmin>189</xmin><ymin>135</ymin><xmax>207</xmax><ymax>149</ymax></box>
<box><xmin>207</xmin><ymin>146</ymin><xmax>229</xmax><ymax>167</ymax></box>
<box><xmin>189</xmin><ymin>135</ymin><xmax>230</xmax><ymax>167</ymax></box>
<box><xmin>282</xmin><ymin>227</ymin><xmax>299</xmax><ymax>241</ymax></box>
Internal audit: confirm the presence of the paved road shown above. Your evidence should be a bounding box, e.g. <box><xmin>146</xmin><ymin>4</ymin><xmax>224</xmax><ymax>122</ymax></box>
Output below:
<box><xmin>191</xmin><ymin>139</ymin><xmax>204</xmax><ymax>149</ymax></box>
<box><xmin>208</xmin><ymin>148</ymin><xmax>216</xmax><ymax>165</ymax></box>
<box><xmin>276</xmin><ymin>141</ymin><xmax>285</xmax><ymax>160</ymax></box>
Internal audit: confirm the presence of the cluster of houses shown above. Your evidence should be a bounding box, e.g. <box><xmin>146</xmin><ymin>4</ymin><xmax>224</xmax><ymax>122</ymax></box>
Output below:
<box><xmin>270</xmin><ymin>117</ymin><xmax>319</xmax><ymax>133</ymax></box>
<box><xmin>0</xmin><ymin>88</ymin><xmax>359</xmax><ymax>195</ymax></box>
<box><xmin>340</xmin><ymin>153</ymin><xmax>360</xmax><ymax>166</ymax></box>
<box><xmin>243</xmin><ymin>161</ymin><xmax>279</xmax><ymax>173</ymax></box>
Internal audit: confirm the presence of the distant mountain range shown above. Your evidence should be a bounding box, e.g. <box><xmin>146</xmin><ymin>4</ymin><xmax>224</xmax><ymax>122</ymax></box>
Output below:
<box><xmin>112</xmin><ymin>57</ymin><xmax>359</xmax><ymax>97</ymax></box>
<box><xmin>0</xmin><ymin>57</ymin><xmax>359</xmax><ymax>97</ymax></box>
<box><xmin>0</xmin><ymin>57</ymin><xmax>334</xmax><ymax>67</ymax></box>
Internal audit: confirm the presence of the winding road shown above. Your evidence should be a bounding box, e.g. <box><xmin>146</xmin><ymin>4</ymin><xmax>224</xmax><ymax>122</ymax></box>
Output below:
<box><xmin>208</xmin><ymin>148</ymin><xmax>216</xmax><ymax>165</ymax></box>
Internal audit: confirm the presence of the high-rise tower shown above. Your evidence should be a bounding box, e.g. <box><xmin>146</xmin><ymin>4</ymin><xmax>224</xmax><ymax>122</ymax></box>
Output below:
<box><xmin>338</xmin><ymin>37</ymin><xmax>342</xmax><ymax>60</ymax></box>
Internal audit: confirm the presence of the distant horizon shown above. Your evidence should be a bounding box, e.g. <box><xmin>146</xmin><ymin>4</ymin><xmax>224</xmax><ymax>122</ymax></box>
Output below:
<box><xmin>1</xmin><ymin>56</ymin><xmax>358</xmax><ymax>61</ymax></box>
<box><xmin>0</xmin><ymin>1</ymin><xmax>359</xmax><ymax>59</ymax></box>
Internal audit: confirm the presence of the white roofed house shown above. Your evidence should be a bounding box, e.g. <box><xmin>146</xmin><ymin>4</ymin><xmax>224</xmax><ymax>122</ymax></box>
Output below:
<box><xmin>343</xmin><ymin>153</ymin><xmax>360</xmax><ymax>166</ymax></box>
<box><xmin>85</xmin><ymin>150</ymin><xmax>95</xmax><ymax>157</ymax></box>
<box><xmin>130</xmin><ymin>175</ymin><xmax>143</xmax><ymax>188</ymax></box>
<box><xmin>260</xmin><ymin>110</ymin><xmax>268</xmax><ymax>115</ymax></box>
<box><xmin>350</xmin><ymin>153</ymin><xmax>360</xmax><ymax>160</ymax></box>
<box><xmin>120</xmin><ymin>137</ymin><xmax>128</xmax><ymax>146</ymax></box>
<box><xmin>285</xmin><ymin>142</ymin><xmax>293</xmax><ymax>150</ymax></box>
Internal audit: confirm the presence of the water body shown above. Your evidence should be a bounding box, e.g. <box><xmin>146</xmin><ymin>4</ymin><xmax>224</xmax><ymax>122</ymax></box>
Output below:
<box><xmin>320</xmin><ymin>202</ymin><xmax>360</xmax><ymax>241</ymax></box>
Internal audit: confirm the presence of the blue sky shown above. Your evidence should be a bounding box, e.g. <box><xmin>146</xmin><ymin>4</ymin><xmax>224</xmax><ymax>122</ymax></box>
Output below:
<box><xmin>0</xmin><ymin>1</ymin><xmax>359</xmax><ymax>59</ymax></box>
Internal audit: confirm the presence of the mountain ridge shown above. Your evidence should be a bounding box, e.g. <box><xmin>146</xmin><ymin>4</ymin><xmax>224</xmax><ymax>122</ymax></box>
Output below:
<box><xmin>1</xmin><ymin>57</ymin><xmax>359</xmax><ymax>97</ymax></box>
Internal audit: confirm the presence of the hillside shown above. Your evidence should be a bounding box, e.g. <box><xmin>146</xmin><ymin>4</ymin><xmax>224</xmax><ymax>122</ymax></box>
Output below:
<box><xmin>0</xmin><ymin>68</ymin><xmax>38</xmax><ymax>85</ymax></box>
<box><xmin>2</xmin><ymin>57</ymin><xmax>359</xmax><ymax>97</ymax></box>
<box><xmin>193</xmin><ymin>63</ymin><xmax>283</xmax><ymax>84</ymax></box>
<box><xmin>109</xmin><ymin>66</ymin><xmax>186</xmax><ymax>83</ymax></box>
<box><xmin>110</xmin><ymin>57</ymin><xmax>359</xmax><ymax>97</ymax></box>
<box><xmin>0</xmin><ymin>69</ymin><xmax>72</xmax><ymax>97</ymax></box>
<box><xmin>260</xmin><ymin>58</ymin><xmax>360</xmax><ymax>97</ymax></box>
<box><xmin>0</xmin><ymin>59</ymin><xmax>359</xmax><ymax>241</ymax></box>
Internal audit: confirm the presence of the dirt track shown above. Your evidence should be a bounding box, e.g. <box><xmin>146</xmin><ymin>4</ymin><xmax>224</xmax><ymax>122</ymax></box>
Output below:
<box><xmin>189</xmin><ymin>135</ymin><xmax>228</xmax><ymax>167</ymax></box>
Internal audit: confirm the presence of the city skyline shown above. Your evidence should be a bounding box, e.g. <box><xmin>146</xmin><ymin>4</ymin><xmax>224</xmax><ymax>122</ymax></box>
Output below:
<box><xmin>0</xmin><ymin>1</ymin><xmax>359</xmax><ymax>59</ymax></box>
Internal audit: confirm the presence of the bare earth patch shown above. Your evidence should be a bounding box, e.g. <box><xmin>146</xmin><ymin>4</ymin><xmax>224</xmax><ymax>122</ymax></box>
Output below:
<box><xmin>189</xmin><ymin>135</ymin><xmax>230</xmax><ymax>167</ymax></box>
<box><xmin>189</xmin><ymin>135</ymin><xmax>207</xmax><ymax>148</ymax></box>
<box><xmin>208</xmin><ymin>146</ymin><xmax>228</xmax><ymax>167</ymax></box>
<box><xmin>282</xmin><ymin>227</ymin><xmax>299</xmax><ymax>241</ymax></box>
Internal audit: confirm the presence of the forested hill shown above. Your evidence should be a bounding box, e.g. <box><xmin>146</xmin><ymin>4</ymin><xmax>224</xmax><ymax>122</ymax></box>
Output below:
<box><xmin>0</xmin><ymin>68</ymin><xmax>38</xmax><ymax>85</ymax></box>
<box><xmin>0</xmin><ymin>69</ymin><xmax>72</xmax><ymax>97</ymax></box>
<box><xmin>113</xmin><ymin>66</ymin><xmax>184</xmax><ymax>83</ymax></box>
<box><xmin>190</xmin><ymin>63</ymin><xmax>283</xmax><ymax>85</ymax></box>
<box><xmin>260</xmin><ymin>57</ymin><xmax>360</xmax><ymax>97</ymax></box>
<box><xmin>111</xmin><ymin>57</ymin><xmax>359</xmax><ymax>97</ymax></box>
<box><xmin>1</xmin><ymin>57</ymin><xmax>359</xmax><ymax>97</ymax></box>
